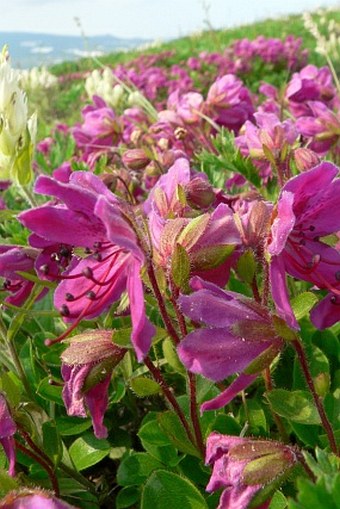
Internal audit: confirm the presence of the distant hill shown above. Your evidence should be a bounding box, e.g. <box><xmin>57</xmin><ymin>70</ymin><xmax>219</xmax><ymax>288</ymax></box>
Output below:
<box><xmin>0</xmin><ymin>32</ymin><xmax>152</xmax><ymax>69</ymax></box>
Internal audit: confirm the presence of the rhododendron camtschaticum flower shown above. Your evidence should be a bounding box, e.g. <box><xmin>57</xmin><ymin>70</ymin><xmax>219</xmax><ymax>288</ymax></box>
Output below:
<box><xmin>0</xmin><ymin>393</ymin><xmax>16</xmax><ymax>477</ymax></box>
<box><xmin>206</xmin><ymin>433</ymin><xmax>297</xmax><ymax>509</ymax></box>
<box><xmin>61</xmin><ymin>330</ymin><xmax>127</xmax><ymax>439</ymax></box>
<box><xmin>19</xmin><ymin>171</ymin><xmax>155</xmax><ymax>361</ymax></box>
<box><xmin>268</xmin><ymin>161</ymin><xmax>340</xmax><ymax>329</ymax></box>
<box><xmin>177</xmin><ymin>277</ymin><xmax>284</xmax><ymax>411</ymax></box>
<box><xmin>0</xmin><ymin>489</ymin><xmax>78</xmax><ymax>508</ymax></box>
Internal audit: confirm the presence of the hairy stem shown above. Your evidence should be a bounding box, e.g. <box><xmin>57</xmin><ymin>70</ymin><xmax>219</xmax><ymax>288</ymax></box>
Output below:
<box><xmin>147</xmin><ymin>262</ymin><xmax>180</xmax><ymax>345</ymax></box>
<box><xmin>144</xmin><ymin>356</ymin><xmax>197</xmax><ymax>451</ymax></box>
<box><xmin>263</xmin><ymin>367</ymin><xmax>289</xmax><ymax>443</ymax></box>
<box><xmin>15</xmin><ymin>440</ymin><xmax>60</xmax><ymax>496</ymax></box>
<box><xmin>293</xmin><ymin>339</ymin><xmax>338</xmax><ymax>456</ymax></box>
<box><xmin>169</xmin><ymin>281</ymin><xmax>205</xmax><ymax>456</ymax></box>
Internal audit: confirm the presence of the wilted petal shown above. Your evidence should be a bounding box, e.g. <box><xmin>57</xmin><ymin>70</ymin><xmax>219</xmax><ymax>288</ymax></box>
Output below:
<box><xmin>85</xmin><ymin>375</ymin><xmax>111</xmax><ymax>439</ymax></box>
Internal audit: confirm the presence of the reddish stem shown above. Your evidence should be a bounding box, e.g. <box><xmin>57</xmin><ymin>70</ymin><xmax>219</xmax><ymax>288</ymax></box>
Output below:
<box><xmin>293</xmin><ymin>339</ymin><xmax>338</xmax><ymax>456</ymax></box>
<box><xmin>144</xmin><ymin>356</ymin><xmax>197</xmax><ymax>450</ymax></box>
<box><xmin>169</xmin><ymin>281</ymin><xmax>205</xmax><ymax>456</ymax></box>
<box><xmin>147</xmin><ymin>262</ymin><xmax>180</xmax><ymax>345</ymax></box>
<box><xmin>15</xmin><ymin>440</ymin><xmax>60</xmax><ymax>496</ymax></box>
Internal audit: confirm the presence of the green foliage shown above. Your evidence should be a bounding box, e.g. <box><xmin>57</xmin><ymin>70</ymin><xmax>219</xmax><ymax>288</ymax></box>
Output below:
<box><xmin>141</xmin><ymin>470</ymin><xmax>209</xmax><ymax>509</ymax></box>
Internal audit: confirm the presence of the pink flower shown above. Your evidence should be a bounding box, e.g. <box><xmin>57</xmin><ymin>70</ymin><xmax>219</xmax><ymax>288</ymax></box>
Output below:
<box><xmin>0</xmin><ymin>393</ymin><xmax>16</xmax><ymax>477</ymax></box>
<box><xmin>61</xmin><ymin>330</ymin><xmax>127</xmax><ymax>439</ymax></box>
<box><xmin>0</xmin><ymin>489</ymin><xmax>78</xmax><ymax>508</ymax></box>
<box><xmin>268</xmin><ymin>162</ymin><xmax>340</xmax><ymax>329</ymax></box>
<box><xmin>19</xmin><ymin>172</ymin><xmax>155</xmax><ymax>361</ymax></box>
<box><xmin>177</xmin><ymin>277</ymin><xmax>283</xmax><ymax>412</ymax></box>
<box><xmin>206</xmin><ymin>74</ymin><xmax>254</xmax><ymax>132</ymax></box>
<box><xmin>206</xmin><ymin>433</ymin><xmax>297</xmax><ymax>509</ymax></box>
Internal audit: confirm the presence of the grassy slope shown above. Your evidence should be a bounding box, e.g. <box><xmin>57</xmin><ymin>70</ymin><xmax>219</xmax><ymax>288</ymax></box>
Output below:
<box><xmin>50</xmin><ymin>8</ymin><xmax>340</xmax><ymax>75</ymax></box>
<box><xmin>36</xmin><ymin>8</ymin><xmax>339</xmax><ymax>134</ymax></box>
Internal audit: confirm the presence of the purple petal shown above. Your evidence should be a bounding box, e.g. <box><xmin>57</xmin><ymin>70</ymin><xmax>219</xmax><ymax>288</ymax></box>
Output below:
<box><xmin>178</xmin><ymin>328</ymin><xmax>271</xmax><ymax>381</ymax></box>
<box><xmin>94</xmin><ymin>196</ymin><xmax>143</xmax><ymax>259</ymax></box>
<box><xmin>1</xmin><ymin>437</ymin><xmax>16</xmax><ymax>477</ymax></box>
<box><xmin>20</xmin><ymin>206</ymin><xmax>106</xmax><ymax>246</ymax></box>
<box><xmin>179</xmin><ymin>286</ymin><xmax>261</xmax><ymax>327</ymax></box>
<box><xmin>268</xmin><ymin>191</ymin><xmax>295</xmax><ymax>256</ymax></box>
<box><xmin>283</xmin><ymin>162</ymin><xmax>338</xmax><ymax>213</ymax></box>
<box><xmin>85</xmin><ymin>374</ymin><xmax>111</xmax><ymax>439</ymax></box>
<box><xmin>310</xmin><ymin>293</ymin><xmax>340</xmax><ymax>329</ymax></box>
<box><xmin>201</xmin><ymin>373</ymin><xmax>257</xmax><ymax>412</ymax></box>
<box><xmin>127</xmin><ymin>258</ymin><xmax>155</xmax><ymax>361</ymax></box>
<box><xmin>61</xmin><ymin>364</ymin><xmax>89</xmax><ymax>418</ymax></box>
<box><xmin>270</xmin><ymin>256</ymin><xmax>299</xmax><ymax>329</ymax></box>
<box><xmin>54</xmin><ymin>251</ymin><xmax>128</xmax><ymax>321</ymax></box>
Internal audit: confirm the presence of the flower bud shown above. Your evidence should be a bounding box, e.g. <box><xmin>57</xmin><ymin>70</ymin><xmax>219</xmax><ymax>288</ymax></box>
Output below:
<box><xmin>294</xmin><ymin>147</ymin><xmax>320</xmax><ymax>172</ymax></box>
<box><xmin>184</xmin><ymin>177</ymin><xmax>215</xmax><ymax>209</ymax></box>
<box><xmin>122</xmin><ymin>148</ymin><xmax>151</xmax><ymax>171</ymax></box>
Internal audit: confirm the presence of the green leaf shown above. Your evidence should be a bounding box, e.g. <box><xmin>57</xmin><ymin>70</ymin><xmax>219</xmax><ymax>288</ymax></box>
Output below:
<box><xmin>0</xmin><ymin>467</ymin><xmax>18</xmax><ymax>498</ymax></box>
<box><xmin>158</xmin><ymin>411</ymin><xmax>200</xmax><ymax>457</ymax></box>
<box><xmin>269</xmin><ymin>491</ymin><xmax>287</xmax><ymax>509</ymax></box>
<box><xmin>116</xmin><ymin>486</ymin><xmax>140</xmax><ymax>509</ymax></box>
<box><xmin>0</xmin><ymin>372</ymin><xmax>22</xmax><ymax>406</ymax></box>
<box><xmin>42</xmin><ymin>421</ymin><xmax>62</xmax><ymax>466</ymax></box>
<box><xmin>162</xmin><ymin>338</ymin><xmax>186</xmax><ymax>374</ymax></box>
<box><xmin>138</xmin><ymin>419</ymin><xmax>179</xmax><ymax>467</ymax></box>
<box><xmin>141</xmin><ymin>470</ymin><xmax>209</xmax><ymax>509</ymax></box>
<box><xmin>56</xmin><ymin>416</ymin><xmax>92</xmax><ymax>436</ymax></box>
<box><xmin>265</xmin><ymin>389</ymin><xmax>321</xmax><ymax>425</ymax></box>
<box><xmin>117</xmin><ymin>452</ymin><xmax>164</xmax><ymax>486</ymax></box>
<box><xmin>291</xmin><ymin>292</ymin><xmax>318</xmax><ymax>321</ymax></box>
<box><xmin>287</xmin><ymin>475</ymin><xmax>340</xmax><ymax>509</ymax></box>
<box><xmin>236</xmin><ymin>249</ymin><xmax>256</xmax><ymax>284</ymax></box>
<box><xmin>69</xmin><ymin>433</ymin><xmax>110</xmax><ymax>471</ymax></box>
<box><xmin>171</xmin><ymin>243</ymin><xmax>190</xmax><ymax>289</ymax></box>
<box><xmin>190</xmin><ymin>244</ymin><xmax>234</xmax><ymax>271</ymax></box>
<box><xmin>130</xmin><ymin>376</ymin><xmax>161</xmax><ymax>396</ymax></box>
<box><xmin>36</xmin><ymin>377</ymin><xmax>63</xmax><ymax>405</ymax></box>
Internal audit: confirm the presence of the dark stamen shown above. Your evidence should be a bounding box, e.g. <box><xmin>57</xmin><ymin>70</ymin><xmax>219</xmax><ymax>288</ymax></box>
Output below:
<box><xmin>65</xmin><ymin>293</ymin><xmax>75</xmax><ymax>301</ymax></box>
<box><xmin>86</xmin><ymin>291</ymin><xmax>96</xmax><ymax>300</ymax></box>
<box><xmin>60</xmin><ymin>304</ymin><xmax>70</xmax><ymax>316</ymax></box>
<box><xmin>82</xmin><ymin>267</ymin><xmax>93</xmax><ymax>278</ymax></box>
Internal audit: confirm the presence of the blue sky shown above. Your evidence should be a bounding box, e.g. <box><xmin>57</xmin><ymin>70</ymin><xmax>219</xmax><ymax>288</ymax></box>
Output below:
<box><xmin>1</xmin><ymin>0</ymin><xmax>340</xmax><ymax>39</ymax></box>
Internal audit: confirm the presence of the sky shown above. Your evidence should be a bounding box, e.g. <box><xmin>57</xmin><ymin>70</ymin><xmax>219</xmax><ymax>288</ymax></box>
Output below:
<box><xmin>1</xmin><ymin>0</ymin><xmax>340</xmax><ymax>40</ymax></box>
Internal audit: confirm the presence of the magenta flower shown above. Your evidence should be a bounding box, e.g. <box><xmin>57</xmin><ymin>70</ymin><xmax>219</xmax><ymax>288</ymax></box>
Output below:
<box><xmin>72</xmin><ymin>96</ymin><xmax>122</xmax><ymax>168</ymax></box>
<box><xmin>177</xmin><ymin>277</ymin><xmax>283</xmax><ymax>411</ymax></box>
<box><xmin>235</xmin><ymin>112</ymin><xmax>298</xmax><ymax>180</ymax></box>
<box><xmin>206</xmin><ymin>433</ymin><xmax>297</xmax><ymax>509</ymax></box>
<box><xmin>295</xmin><ymin>101</ymin><xmax>340</xmax><ymax>155</ymax></box>
<box><xmin>167</xmin><ymin>90</ymin><xmax>204</xmax><ymax>124</ymax></box>
<box><xmin>145</xmin><ymin>158</ymin><xmax>240</xmax><ymax>286</ymax></box>
<box><xmin>61</xmin><ymin>330</ymin><xmax>127</xmax><ymax>439</ymax></box>
<box><xmin>19</xmin><ymin>172</ymin><xmax>155</xmax><ymax>361</ymax></box>
<box><xmin>268</xmin><ymin>162</ymin><xmax>340</xmax><ymax>329</ymax></box>
<box><xmin>206</xmin><ymin>74</ymin><xmax>254</xmax><ymax>132</ymax></box>
<box><xmin>0</xmin><ymin>393</ymin><xmax>16</xmax><ymax>477</ymax></box>
<box><xmin>286</xmin><ymin>64</ymin><xmax>336</xmax><ymax>117</ymax></box>
<box><xmin>0</xmin><ymin>489</ymin><xmax>78</xmax><ymax>508</ymax></box>
<box><xmin>0</xmin><ymin>246</ymin><xmax>41</xmax><ymax>307</ymax></box>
